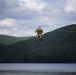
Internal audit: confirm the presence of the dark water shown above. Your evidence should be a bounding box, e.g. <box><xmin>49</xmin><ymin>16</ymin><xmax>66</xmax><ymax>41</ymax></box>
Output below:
<box><xmin>0</xmin><ymin>64</ymin><xmax>76</xmax><ymax>75</ymax></box>
<box><xmin>0</xmin><ymin>70</ymin><xmax>76</xmax><ymax>75</ymax></box>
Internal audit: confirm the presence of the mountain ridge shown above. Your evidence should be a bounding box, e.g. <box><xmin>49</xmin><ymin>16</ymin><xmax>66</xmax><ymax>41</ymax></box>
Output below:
<box><xmin>0</xmin><ymin>24</ymin><xmax>76</xmax><ymax>63</ymax></box>
<box><xmin>0</xmin><ymin>35</ymin><xmax>34</xmax><ymax>45</ymax></box>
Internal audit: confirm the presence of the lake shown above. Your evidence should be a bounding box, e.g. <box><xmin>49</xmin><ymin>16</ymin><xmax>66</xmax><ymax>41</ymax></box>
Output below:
<box><xmin>0</xmin><ymin>64</ymin><xmax>76</xmax><ymax>75</ymax></box>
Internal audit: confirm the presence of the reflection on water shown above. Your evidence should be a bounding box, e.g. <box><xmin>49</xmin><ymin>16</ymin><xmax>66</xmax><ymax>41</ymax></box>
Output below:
<box><xmin>0</xmin><ymin>64</ymin><xmax>76</xmax><ymax>72</ymax></box>
<box><xmin>0</xmin><ymin>71</ymin><xmax>76</xmax><ymax>75</ymax></box>
<box><xmin>0</xmin><ymin>64</ymin><xmax>76</xmax><ymax>75</ymax></box>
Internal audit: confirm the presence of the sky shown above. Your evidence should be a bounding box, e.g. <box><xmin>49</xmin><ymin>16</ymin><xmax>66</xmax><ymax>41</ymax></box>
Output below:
<box><xmin>0</xmin><ymin>0</ymin><xmax>76</xmax><ymax>37</ymax></box>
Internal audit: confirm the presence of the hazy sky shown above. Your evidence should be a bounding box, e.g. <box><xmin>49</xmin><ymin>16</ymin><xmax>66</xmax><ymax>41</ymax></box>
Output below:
<box><xmin>0</xmin><ymin>0</ymin><xmax>76</xmax><ymax>36</ymax></box>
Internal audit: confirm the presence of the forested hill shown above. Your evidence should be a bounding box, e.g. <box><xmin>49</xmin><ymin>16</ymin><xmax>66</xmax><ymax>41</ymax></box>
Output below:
<box><xmin>0</xmin><ymin>24</ymin><xmax>76</xmax><ymax>63</ymax></box>
<box><xmin>0</xmin><ymin>35</ymin><xmax>34</xmax><ymax>45</ymax></box>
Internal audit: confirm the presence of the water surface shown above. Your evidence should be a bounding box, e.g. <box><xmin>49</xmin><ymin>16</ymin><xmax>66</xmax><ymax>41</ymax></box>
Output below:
<box><xmin>0</xmin><ymin>64</ymin><xmax>76</xmax><ymax>75</ymax></box>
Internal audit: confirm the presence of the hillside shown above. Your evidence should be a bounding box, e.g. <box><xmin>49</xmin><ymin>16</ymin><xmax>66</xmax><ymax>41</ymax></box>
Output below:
<box><xmin>0</xmin><ymin>24</ymin><xmax>76</xmax><ymax>63</ymax></box>
<box><xmin>0</xmin><ymin>35</ymin><xmax>34</xmax><ymax>45</ymax></box>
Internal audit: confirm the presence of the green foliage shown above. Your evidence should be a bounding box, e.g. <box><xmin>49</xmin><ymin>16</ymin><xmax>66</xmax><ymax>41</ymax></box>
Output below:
<box><xmin>0</xmin><ymin>24</ymin><xmax>76</xmax><ymax>63</ymax></box>
<box><xmin>0</xmin><ymin>35</ymin><xmax>34</xmax><ymax>45</ymax></box>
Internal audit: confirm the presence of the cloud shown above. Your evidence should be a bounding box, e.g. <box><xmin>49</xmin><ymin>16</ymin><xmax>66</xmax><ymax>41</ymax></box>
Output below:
<box><xmin>64</xmin><ymin>0</ymin><xmax>76</xmax><ymax>13</ymax></box>
<box><xmin>0</xmin><ymin>29</ymin><xmax>11</xmax><ymax>35</ymax></box>
<box><xmin>37</xmin><ymin>16</ymin><xmax>53</xmax><ymax>26</ymax></box>
<box><xmin>0</xmin><ymin>18</ymin><xmax>16</xmax><ymax>27</ymax></box>
<box><xmin>0</xmin><ymin>0</ymin><xmax>76</xmax><ymax>36</ymax></box>
<box><xmin>18</xmin><ymin>0</ymin><xmax>46</xmax><ymax>11</ymax></box>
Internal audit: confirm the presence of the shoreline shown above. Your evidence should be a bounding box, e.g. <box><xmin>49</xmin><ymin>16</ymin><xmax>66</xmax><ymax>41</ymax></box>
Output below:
<box><xmin>0</xmin><ymin>70</ymin><xmax>76</xmax><ymax>73</ymax></box>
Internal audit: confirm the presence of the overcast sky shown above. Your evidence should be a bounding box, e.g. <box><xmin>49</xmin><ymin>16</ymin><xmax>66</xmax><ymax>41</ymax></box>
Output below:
<box><xmin>0</xmin><ymin>0</ymin><xmax>76</xmax><ymax>37</ymax></box>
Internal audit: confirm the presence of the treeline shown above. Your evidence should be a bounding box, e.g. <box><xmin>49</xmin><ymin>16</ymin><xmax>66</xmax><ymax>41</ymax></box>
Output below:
<box><xmin>0</xmin><ymin>24</ymin><xmax>76</xmax><ymax>63</ymax></box>
<box><xmin>0</xmin><ymin>35</ymin><xmax>33</xmax><ymax>45</ymax></box>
